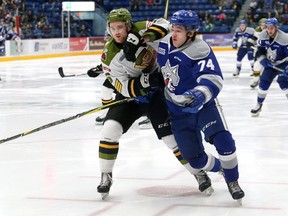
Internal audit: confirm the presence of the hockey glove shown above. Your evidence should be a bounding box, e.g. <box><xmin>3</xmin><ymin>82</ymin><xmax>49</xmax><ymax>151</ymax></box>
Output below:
<box><xmin>232</xmin><ymin>42</ymin><xmax>237</xmax><ymax>49</ymax></box>
<box><xmin>260</xmin><ymin>58</ymin><xmax>273</xmax><ymax>68</ymax></box>
<box><xmin>182</xmin><ymin>89</ymin><xmax>206</xmax><ymax>114</ymax></box>
<box><xmin>258</xmin><ymin>39</ymin><xmax>270</xmax><ymax>47</ymax></box>
<box><xmin>134</xmin><ymin>95</ymin><xmax>150</xmax><ymax>104</ymax></box>
<box><xmin>87</xmin><ymin>64</ymin><xmax>103</xmax><ymax>78</ymax></box>
<box><xmin>129</xmin><ymin>72</ymin><xmax>164</xmax><ymax>98</ymax></box>
<box><xmin>283</xmin><ymin>65</ymin><xmax>288</xmax><ymax>78</ymax></box>
<box><xmin>148</xmin><ymin>71</ymin><xmax>165</xmax><ymax>88</ymax></box>
<box><xmin>246</xmin><ymin>42</ymin><xmax>254</xmax><ymax>48</ymax></box>
<box><xmin>134</xmin><ymin>89</ymin><xmax>157</xmax><ymax>104</ymax></box>
<box><xmin>246</xmin><ymin>38</ymin><xmax>255</xmax><ymax>48</ymax></box>
<box><xmin>123</xmin><ymin>31</ymin><xmax>144</xmax><ymax>62</ymax></box>
<box><xmin>140</xmin><ymin>72</ymin><xmax>165</xmax><ymax>89</ymax></box>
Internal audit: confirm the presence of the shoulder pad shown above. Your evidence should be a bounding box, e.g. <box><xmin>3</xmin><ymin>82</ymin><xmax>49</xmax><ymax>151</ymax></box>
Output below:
<box><xmin>276</xmin><ymin>30</ymin><xmax>288</xmax><ymax>45</ymax></box>
<box><xmin>246</xmin><ymin>27</ymin><xmax>255</xmax><ymax>34</ymax></box>
<box><xmin>185</xmin><ymin>38</ymin><xmax>210</xmax><ymax>60</ymax></box>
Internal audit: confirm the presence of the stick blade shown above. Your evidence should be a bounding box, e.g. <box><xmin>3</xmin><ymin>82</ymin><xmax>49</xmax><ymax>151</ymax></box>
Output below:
<box><xmin>58</xmin><ymin>67</ymin><xmax>65</xmax><ymax>78</ymax></box>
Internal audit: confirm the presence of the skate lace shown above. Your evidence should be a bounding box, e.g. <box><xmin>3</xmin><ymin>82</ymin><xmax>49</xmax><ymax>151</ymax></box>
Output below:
<box><xmin>228</xmin><ymin>181</ymin><xmax>241</xmax><ymax>193</ymax></box>
<box><xmin>100</xmin><ymin>173</ymin><xmax>112</xmax><ymax>187</ymax></box>
<box><xmin>194</xmin><ymin>171</ymin><xmax>208</xmax><ymax>184</ymax></box>
<box><xmin>253</xmin><ymin>103</ymin><xmax>262</xmax><ymax>110</ymax></box>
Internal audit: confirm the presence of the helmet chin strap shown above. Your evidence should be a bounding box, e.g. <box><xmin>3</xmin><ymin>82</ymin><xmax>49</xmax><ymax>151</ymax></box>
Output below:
<box><xmin>178</xmin><ymin>31</ymin><xmax>197</xmax><ymax>48</ymax></box>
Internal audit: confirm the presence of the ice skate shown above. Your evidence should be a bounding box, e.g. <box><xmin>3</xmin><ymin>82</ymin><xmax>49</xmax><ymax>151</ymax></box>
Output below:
<box><xmin>250</xmin><ymin>76</ymin><xmax>259</xmax><ymax>89</ymax></box>
<box><xmin>194</xmin><ymin>170</ymin><xmax>214</xmax><ymax>196</ymax></box>
<box><xmin>250</xmin><ymin>80</ymin><xmax>259</xmax><ymax>89</ymax></box>
<box><xmin>233</xmin><ymin>71</ymin><xmax>239</xmax><ymax>77</ymax></box>
<box><xmin>95</xmin><ymin>112</ymin><xmax>106</xmax><ymax>125</ymax></box>
<box><xmin>251</xmin><ymin>103</ymin><xmax>262</xmax><ymax>117</ymax></box>
<box><xmin>227</xmin><ymin>181</ymin><xmax>245</xmax><ymax>204</ymax></box>
<box><xmin>97</xmin><ymin>172</ymin><xmax>113</xmax><ymax>200</ymax></box>
<box><xmin>218</xmin><ymin>167</ymin><xmax>224</xmax><ymax>176</ymax></box>
<box><xmin>138</xmin><ymin>117</ymin><xmax>152</xmax><ymax>129</ymax></box>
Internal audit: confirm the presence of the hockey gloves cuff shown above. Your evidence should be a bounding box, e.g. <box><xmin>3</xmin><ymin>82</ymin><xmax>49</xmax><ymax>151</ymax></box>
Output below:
<box><xmin>182</xmin><ymin>89</ymin><xmax>206</xmax><ymax>113</ymax></box>
<box><xmin>87</xmin><ymin>64</ymin><xmax>103</xmax><ymax>78</ymax></box>
<box><xmin>260</xmin><ymin>58</ymin><xmax>273</xmax><ymax>68</ymax></box>
<box><xmin>124</xmin><ymin>31</ymin><xmax>144</xmax><ymax>62</ymax></box>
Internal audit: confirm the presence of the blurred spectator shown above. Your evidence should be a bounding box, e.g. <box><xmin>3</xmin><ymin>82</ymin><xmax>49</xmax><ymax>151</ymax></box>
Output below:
<box><xmin>250</xmin><ymin>0</ymin><xmax>258</xmax><ymax>13</ymax></box>
<box><xmin>95</xmin><ymin>0</ymin><xmax>103</xmax><ymax>6</ymax></box>
<box><xmin>130</xmin><ymin>0</ymin><xmax>142</xmax><ymax>11</ymax></box>
<box><xmin>146</xmin><ymin>0</ymin><xmax>154</xmax><ymax>8</ymax></box>
<box><xmin>78</xmin><ymin>23</ymin><xmax>92</xmax><ymax>37</ymax></box>
<box><xmin>26</xmin><ymin>10</ymin><xmax>34</xmax><ymax>23</ymax></box>
<box><xmin>216</xmin><ymin>12</ymin><xmax>226</xmax><ymax>21</ymax></box>
<box><xmin>203</xmin><ymin>20</ymin><xmax>214</xmax><ymax>32</ymax></box>
<box><xmin>22</xmin><ymin>23</ymin><xmax>33</xmax><ymax>38</ymax></box>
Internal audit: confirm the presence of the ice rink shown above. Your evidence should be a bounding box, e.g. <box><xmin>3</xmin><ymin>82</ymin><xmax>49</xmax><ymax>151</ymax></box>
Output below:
<box><xmin>0</xmin><ymin>51</ymin><xmax>287</xmax><ymax>216</ymax></box>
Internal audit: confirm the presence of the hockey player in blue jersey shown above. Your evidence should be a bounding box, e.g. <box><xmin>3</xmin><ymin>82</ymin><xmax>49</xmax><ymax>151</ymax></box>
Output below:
<box><xmin>0</xmin><ymin>19</ymin><xmax>19</xmax><ymax>56</ymax></box>
<box><xmin>232</xmin><ymin>20</ymin><xmax>255</xmax><ymax>76</ymax></box>
<box><xmin>96</xmin><ymin>8</ymin><xmax>214</xmax><ymax>200</ymax></box>
<box><xmin>251</xmin><ymin>17</ymin><xmax>288</xmax><ymax>117</ymax></box>
<box><xmin>156</xmin><ymin>10</ymin><xmax>245</xmax><ymax>202</ymax></box>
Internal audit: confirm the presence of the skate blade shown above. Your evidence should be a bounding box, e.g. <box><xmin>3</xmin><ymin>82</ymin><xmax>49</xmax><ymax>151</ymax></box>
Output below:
<box><xmin>202</xmin><ymin>186</ymin><xmax>214</xmax><ymax>196</ymax></box>
<box><xmin>100</xmin><ymin>192</ymin><xmax>109</xmax><ymax>200</ymax></box>
<box><xmin>95</xmin><ymin>121</ymin><xmax>104</xmax><ymax>125</ymax></box>
<box><xmin>251</xmin><ymin>113</ymin><xmax>260</xmax><ymax>117</ymax></box>
<box><xmin>236</xmin><ymin>198</ymin><xmax>243</xmax><ymax>206</ymax></box>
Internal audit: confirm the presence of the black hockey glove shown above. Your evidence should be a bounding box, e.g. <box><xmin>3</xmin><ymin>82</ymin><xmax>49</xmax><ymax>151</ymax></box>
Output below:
<box><xmin>128</xmin><ymin>71</ymin><xmax>164</xmax><ymax>98</ymax></box>
<box><xmin>138</xmin><ymin>71</ymin><xmax>165</xmax><ymax>90</ymax></box>
<box><xmin>246</xmin><ymin>41</ymin><xmax>254</xmax><ymax>48</ymax></box>
<box><xmin>123</xmin><ymin>31</ymin><xmax>144</xmax><ymax>62</ymax></box>
<box><xmin>147</xmin><ymin>72</ymin><xmax>165</xmax><ymax>89</ymax></box>
<box><xmin>87</xmin><ymin>64</ymin><xmax>103</xmax><ymax>78</ymax></box>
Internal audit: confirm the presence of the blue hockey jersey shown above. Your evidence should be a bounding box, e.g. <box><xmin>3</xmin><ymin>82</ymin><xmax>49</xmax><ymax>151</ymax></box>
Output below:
<box><xmin>232</xmin><ymin>26</ymin><xmax>255</xmax><ymax>48</ymax></box>
<box><xmin>157</xmin><ymin>34</ymin><xmax>223</xmax><ymax>114</ymax></box>
<box><xmin>257</xmin><ymin>29</ymin><xmax>288</xmax><ymax>68</ymax></box>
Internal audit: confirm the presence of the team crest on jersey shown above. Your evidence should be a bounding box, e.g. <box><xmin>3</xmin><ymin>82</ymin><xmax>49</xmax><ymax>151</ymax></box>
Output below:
<box><xmin>134</xmin><ymin>46</ymin><xmax>156</xmax><ymax>70</ymax></box>
<box><xmin>161</xmin><ymin>60</ymin><xmax>179</xmax><ymax>91</ymax></box>
<box><xmin>267</xmin><ymin>48</ymin><xmax>277</xmax><ymax>62</ymax></box>
<box><xmin>101</xmin><ymin>49</ymin><xmax>108</xmax><ymax>61</ymax></box>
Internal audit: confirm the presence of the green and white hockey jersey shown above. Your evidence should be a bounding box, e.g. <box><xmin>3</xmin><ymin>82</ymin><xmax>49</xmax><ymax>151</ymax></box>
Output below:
<box><xmin>101</xmin><ymin>18</ymin><xmax>169</xmax><ymax>98</ymax></box>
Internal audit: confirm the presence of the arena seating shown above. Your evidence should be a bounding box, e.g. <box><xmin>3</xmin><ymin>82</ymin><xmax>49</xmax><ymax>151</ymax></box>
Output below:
<box><xmin>3</xmin><ymin>0</ymin><xmax>288</xmax><ymax>39</ymax></box>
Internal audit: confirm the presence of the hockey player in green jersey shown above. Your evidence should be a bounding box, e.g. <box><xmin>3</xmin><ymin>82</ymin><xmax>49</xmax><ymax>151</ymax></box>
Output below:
<box><xmin>96</xmin><ymin>8</ymin><xmax>215</xmax><ymax>200</ymax></box>
<box><xmin>249</xmin><ymin>18</ymin><xmax>267</xmax><ymax>88</ymax></box>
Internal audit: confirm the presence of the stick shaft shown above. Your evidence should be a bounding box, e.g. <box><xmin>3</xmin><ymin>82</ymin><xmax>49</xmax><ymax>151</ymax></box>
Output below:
<box><xmin>164</xmin><ymin>0</ymin><xmax>170</xmax><ymax>19</ymax></box>
<box><xmin>272</xmin><ymin>65</ymin><xmax>284</xmax><ymax>72</ymax></box>
<box><xmin>0</xmin><ymin>98</ymin><xmax>134</xmax><ymax>144</ymax></box>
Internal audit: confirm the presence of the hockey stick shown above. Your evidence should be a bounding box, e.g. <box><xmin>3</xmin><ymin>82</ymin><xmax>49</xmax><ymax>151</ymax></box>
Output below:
<box><xmin>164</xmin><ymin>0</ymin><xmax>170</xmax><ymax>19</ymax></box>
<box><xmin>271</xmin><ymin>65</ymin><xmax>284</xmax><ymax>72</ymax></box>
<box><xmin>58</xmin><ymin>67</ymin><xmax>88</xmax><ymax>78</ymax></box>
<box><xmin>262</xmin><ymin>63</ymin><xmax>284</xmax><ymax>73</ymax></box>
<box><xmin>249</xmin><ymin>50</ymin><xmax>285</xmax><ymax>73</ymax></box>
<box><xmin>0</xmin><ymin>98</ymin><xmax>135</xmax><ymax>144</ymax></box>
